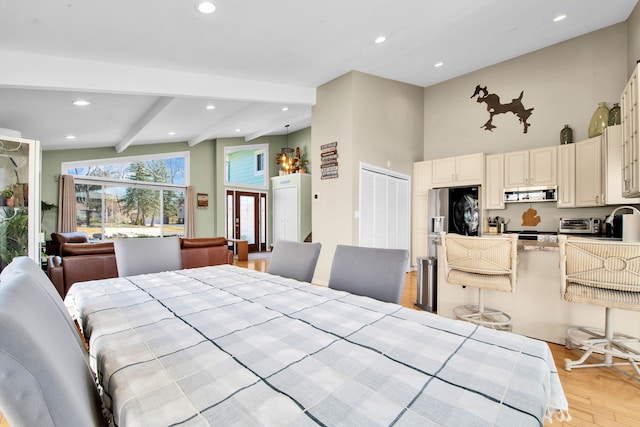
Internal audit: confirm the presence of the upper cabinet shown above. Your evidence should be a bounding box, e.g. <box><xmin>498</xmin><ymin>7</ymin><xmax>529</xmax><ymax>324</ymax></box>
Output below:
<box><xmin>557</xmin><ymin>144</ymin><xmax>576</xmax><ymax>208</ymax></box>
<box><xmin>604</xmin><ymin>125</ymin><xmax>640</xmax><ymax>204</ymax></box>
<box><xmin>484</xmin><ymin>154</ymin><xmax>505</xmax><ymax>210</ymax></box>
<box><xmin>432</xmin><ymin>153</ymin><xmax>484</xmax><ymax>187</ymax></box>
<box><xmin>504</xmin><ymin>146</ymin><xmax>557</xmax><ymax>189</ymax></box>
<box><xmin>574</xmin><ymin>136</ymin><xmax>604</xmax><ymax>207</ymax></box>
<box><xmin>556</xmin><ymin>125</ymin><xmax>636</xmax><ymax>208</ymax></box>
<box><xmin>621</xmin><ymin>66</ymin><xmax>640</xmax><ymax>197</ymax></box>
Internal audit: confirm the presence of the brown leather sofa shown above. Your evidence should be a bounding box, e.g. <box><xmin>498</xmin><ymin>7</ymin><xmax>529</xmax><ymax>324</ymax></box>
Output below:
<box><xmin>46</xmin><ymin>231</ymin><xmax>91</xmax><ymax>256</ymax></box>
<box><xmin>48</xmin><ymin>237</ymin><xmax>233</xmax><ymax>299</ymax></box>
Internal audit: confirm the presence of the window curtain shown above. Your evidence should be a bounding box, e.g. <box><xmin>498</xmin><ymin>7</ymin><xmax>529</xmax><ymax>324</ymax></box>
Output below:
<box><xmin>186</xmin><ymin>185</ymin><xmax>196</xmax><ymax>238</ymax></box>
<box><xmin>57</xmin><ymin>174</ymin><xmax>77</xmax><ymax>233</ymax></box>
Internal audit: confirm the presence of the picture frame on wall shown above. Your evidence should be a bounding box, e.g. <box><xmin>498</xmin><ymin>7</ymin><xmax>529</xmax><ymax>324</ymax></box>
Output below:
<box><xmin>197</xmin><ymin>193</ymin><xmax>209</xmax><ymax>208</ymax></box>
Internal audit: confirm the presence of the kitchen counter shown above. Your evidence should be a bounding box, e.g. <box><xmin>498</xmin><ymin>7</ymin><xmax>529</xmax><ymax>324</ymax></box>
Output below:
<box><xmin>482</xmin><ymin>232</ymin><xmax>622</xmax><ymax>251</ymax></box>
<box><xmin>435</xmin><ymin>242</ymin><xmax>640</xmax><ymax>344</ymax></box>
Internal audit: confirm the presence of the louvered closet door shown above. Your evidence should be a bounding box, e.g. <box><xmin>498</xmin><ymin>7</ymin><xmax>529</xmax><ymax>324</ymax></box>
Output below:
<box><xmin>359</xmin><ymin>166</ymin><xmax>410</xmax><ymax>252</ymax></box>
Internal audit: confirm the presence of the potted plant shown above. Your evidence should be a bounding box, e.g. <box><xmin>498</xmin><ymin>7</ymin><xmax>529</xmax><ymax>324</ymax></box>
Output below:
<box><xmin>298</xmin><ymin>152</ymin><xmax>309</xmax><ymax>174</ymax></box>
<box><xmin>2</xmin><ymin>188</ymin><xmax>14</xmax><ymax>207</ymax></box>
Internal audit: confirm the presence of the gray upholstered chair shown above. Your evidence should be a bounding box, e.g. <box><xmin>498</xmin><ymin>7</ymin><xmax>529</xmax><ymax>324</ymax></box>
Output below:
<box><xmin>0</xmin><ymin>261</ymin><xmax>107</xmax><ymax>426</ymax></box>
<box><xmin>558</xmin><ymin>236</ymin><xmax>640</xmax><ymax>374</ymax></box>
<box><xmin>267</xmin><ymin>239</ymin><xmax>322</xmax><ymax>282</ymax></box>
<box><xmin>328</xmin><ymin>245</ymin><xmax>409</xmax><ymax>304</ymax></box>
<box><xmin>0</xmin><ymin>257</ymin><xmax>87</xmax><ymax>358</ymax></box>
<box><xmin>440</xmin><ymin>232</ymin><xmax>518</xmax><ymax>330</ymax></box>
<box><xmin>114</xmin><ymin>236</ymin><xmax>182</xmax><ymax>277</ymax></box>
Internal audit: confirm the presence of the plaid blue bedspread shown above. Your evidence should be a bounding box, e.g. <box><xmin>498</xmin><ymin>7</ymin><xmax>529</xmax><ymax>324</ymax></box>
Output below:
<box><xmin>66</xmin><ymin>265</ymin><xmax>569</xmax><ymax>426</ymax></box>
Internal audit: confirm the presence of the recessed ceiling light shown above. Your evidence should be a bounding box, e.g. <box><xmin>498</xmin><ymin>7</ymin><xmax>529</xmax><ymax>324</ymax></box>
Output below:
<box><xmin>66</xmin><ymin>135</ymin><xmax>76</xmax><ymax>140</ymax></box>
<box><xmin>196</xmin><ymin>1</ymin><xmax>216</xmax><ymax>14</ymax></box>
<box><xmin>553</xmin><ymin>14</ymin><xmax>567</xmax><ymax>22</ymax></box>
<box><xmin>72</xmin><ymin>100</ymin><xmax>90</xmax><ymax>107</ymax></box>
<box><xmin>282</xmin><ymin>107</ymin><xmax>289</xmax><ymax>112</ymax></box>
<box><xmin>374</xmin><ymin>36</ymin><xmax>386</xmax><ymax>44</ymax></box>
<box><xmin>206</xmin><ymin>104</ymin><xmax>215</xmax><ymax>110</ymax></box>
<box><xmin>168</xmin><ymin>131</ymin><xmax>176</xmax><ymax>136</ymax></box>
<box><xmin>235</xmin><ymin>129</ymin><xmax>241</xmax><ymax>133</ymax></box>
<box><xmin>434</xmin><ymin>62</ymin><xmax>444</xmax><ymax>68</ymax></box>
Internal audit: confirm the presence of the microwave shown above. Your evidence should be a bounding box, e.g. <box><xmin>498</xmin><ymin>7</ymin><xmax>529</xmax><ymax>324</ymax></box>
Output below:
<box><xmin>558</xmin><ymin>217</ymin><xmax>601</xmax><ymax>234</ymax></box>
<box><xmin>503</xmin><ymin>186</ymin><xmax>557</xmax><ymax>203</ymax></box>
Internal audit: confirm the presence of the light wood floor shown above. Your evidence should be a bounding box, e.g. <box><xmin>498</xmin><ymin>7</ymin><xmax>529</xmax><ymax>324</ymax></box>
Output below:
<box><xmin>1</xmin><ymin>258</ymin><xmax>638</xmax><ymax>427</ymax></box>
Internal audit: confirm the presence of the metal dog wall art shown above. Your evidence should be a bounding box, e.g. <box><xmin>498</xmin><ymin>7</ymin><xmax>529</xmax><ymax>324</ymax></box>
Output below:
<box><xmin>471</xmin><ymin>85</ymin><xmax>534</xmax><ymax>133</ymax></box>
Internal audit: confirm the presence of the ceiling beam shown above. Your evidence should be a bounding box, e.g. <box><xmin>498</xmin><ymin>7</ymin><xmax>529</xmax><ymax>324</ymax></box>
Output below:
<box><xmin>244</xmin><ymin>112</ymin><xmax>312</xmax><ymax>141</ymax></box>
<box><xmin>0</xmin><ymin>50</ymin><xmax>316</xmax><ymax>105</ymax></box>
<box><xmin>115</xmin><ymin>97</ymin><xmax>175</xmax><ymax>153</ymax></box>
<box><xmin>187</xmin><ymin>104</ymin><xmax>257</xmax><ymax>146</ymax></box>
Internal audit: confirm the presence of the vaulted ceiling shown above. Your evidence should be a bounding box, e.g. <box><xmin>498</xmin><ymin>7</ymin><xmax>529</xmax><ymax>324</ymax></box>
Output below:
<box><xmin>0</xmin><ymin>0</ymin><xmax>636</xmax><ymax>151</ymax></box>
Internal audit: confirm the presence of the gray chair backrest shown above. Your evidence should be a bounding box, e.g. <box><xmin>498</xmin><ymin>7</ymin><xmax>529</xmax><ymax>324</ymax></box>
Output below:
<box><xmin>0</xmin><ymin>269</ymin><xmax>106</xmax><ymax>426</ymax></box>
<box><xmin>267</xmin><ymin>239</ymin><xmax>322</xmax><ymax>282</ymax></box>
<box><xmin>328</xmin><ymin>245</ymin><xmax>409</xmax><ymax>304</ymax></box>
<box><xmin>0</xmin><ymin>257</ymin><xmax>88</xmax><ymax>358</ymax></box>
<box><xmin>114</xmin><ymin>236</ymin><xmax>182</xmax><ymax>277</ymax></box>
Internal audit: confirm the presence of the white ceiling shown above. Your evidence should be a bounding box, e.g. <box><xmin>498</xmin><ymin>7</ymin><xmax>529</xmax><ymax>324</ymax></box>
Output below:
<box><xmin>0</xmin><ymin>0</ymin><xmax>637</xmax><ymax>151</ymax></box>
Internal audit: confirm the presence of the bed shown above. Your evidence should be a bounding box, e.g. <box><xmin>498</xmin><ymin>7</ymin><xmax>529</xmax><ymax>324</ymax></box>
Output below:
<box><xmin>65</xmin><ymin>264</ymin><xmax>569</xmax><ymax>426</ymax></box>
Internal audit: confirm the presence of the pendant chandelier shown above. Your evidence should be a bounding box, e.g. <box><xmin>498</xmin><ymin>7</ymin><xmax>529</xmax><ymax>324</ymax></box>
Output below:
<box><xmin>279</xmin><ymin>124</ymin><xmax>294</xmax><ymax>174</ymax></box>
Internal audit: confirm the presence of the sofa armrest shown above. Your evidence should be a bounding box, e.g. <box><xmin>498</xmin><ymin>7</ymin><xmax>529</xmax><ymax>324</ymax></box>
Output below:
<box><xmin>47</xmin><ymin>256</ymin><xmax>65</xmax><ymax>299</ymax></box>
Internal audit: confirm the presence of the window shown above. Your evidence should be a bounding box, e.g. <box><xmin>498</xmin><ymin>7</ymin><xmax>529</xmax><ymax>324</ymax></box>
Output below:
<box><xmin>224</xmin><ymin>144</ymin><xmax>269</xmax><ymax>188</ymax></box>
<box><xmin>255</xmin><ymin>151</ymin><xmax>264</xmax><ymax>176</ymax></box>
<box><xmin>62</xmin><ymin>152</ymin><xmax>189</xmax><ymax>240</ymax></box>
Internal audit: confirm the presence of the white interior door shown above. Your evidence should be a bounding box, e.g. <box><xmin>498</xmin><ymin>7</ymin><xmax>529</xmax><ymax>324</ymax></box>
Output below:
<box><xmin>273</xmin><ymin>186</ymin><xmax>298</xmax><ymax>241</ymax></box>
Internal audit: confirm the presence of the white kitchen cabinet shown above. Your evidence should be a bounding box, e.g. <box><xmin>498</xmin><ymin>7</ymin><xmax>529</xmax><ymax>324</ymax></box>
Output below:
<box><xmin>608</xmin><ymin>124</ymin><xmax>640</xmax><ymax>204</ymax></box>
<box><xmin>431</xmin><ymin>153</ymin><xmax>483</xmax><ymax>187</ymax></box>
<box><xmin>484</xmin><ymin>154</ymin><xmax>505</xmax><ymax>210</ymax></box>
<box><xmin>557</xmin><ymin>143</ymin><xmax>575</xmax><ymax>208</ymax></box>
<box><xmin>504</xmin><ymin>146</ymin><xmax>557</xmax><ymax>188</ymax></box>
<box><xmin>271</xmin><ymin>174</ymin><xmax>311</xmax><ymax>243</ymax></box>
<box><xmin>574</xmin><ymin>136</ymin><xmax>604</xmax><ymax>207</ymax></box>
<box><xmin>621</xmin><ymin>65</ymin><xmax>640</xmax><ymax>197</ymax></box>
<box><xmin>412</xmin><ymin>161</ymin><xmax>432</xmax><ymax>265</ymax></box>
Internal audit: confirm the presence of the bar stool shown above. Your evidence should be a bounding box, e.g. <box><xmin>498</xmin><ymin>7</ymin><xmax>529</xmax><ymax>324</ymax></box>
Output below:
<box><xmin>558</xmin><ymin>235</ymin><xmax>640</xmax><ymax>374</ymax></box>
<box><xmin>440</xmin><ymin>232</ymin><xmax>518</xmax><ymax>331</ymax></box>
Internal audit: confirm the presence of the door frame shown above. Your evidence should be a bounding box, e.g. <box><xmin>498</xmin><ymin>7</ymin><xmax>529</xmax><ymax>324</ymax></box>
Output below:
<box><xmin>226</xmin><ymin>189</ymin><xmax>267</xmax><ymax>253</ymax></box>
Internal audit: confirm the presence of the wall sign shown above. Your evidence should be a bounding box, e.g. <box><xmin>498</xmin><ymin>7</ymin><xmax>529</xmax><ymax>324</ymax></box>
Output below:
<box><xmin>197</xmin><ymin>193</ymin><xmax>209</xmax><ymax>208</ymax></box>
<box><xmin>471</xmin><ymin>85</ymin><xmax>534</xmax><ymax>133</ymax></box>
<box><xmin>320</xmin><ymin>141</ymin><xmax>338</xmax><ymax>180</ymax></box>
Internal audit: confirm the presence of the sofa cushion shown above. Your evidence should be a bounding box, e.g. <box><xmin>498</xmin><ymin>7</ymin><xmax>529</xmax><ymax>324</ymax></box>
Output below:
<box><xmin>181</xmin><ymin>237</ymin><xmax>226</xmax><ymax>248</ymax></box>
<box><xmin>51</xmin><ymin>231</ymin><xmax>89</xmax><ymax>244</ymax></box>
<box><xmin>61</xmin><ymin>242</ymin><xmax>114</xmax><ymax>256</ymax></box>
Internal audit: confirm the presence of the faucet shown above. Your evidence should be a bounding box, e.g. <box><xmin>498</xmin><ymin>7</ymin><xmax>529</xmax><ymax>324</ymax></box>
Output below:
<box><xmin>605</xmin><ymin>205</ymin><xmax>640</xmax><ymax>226</ymax></box>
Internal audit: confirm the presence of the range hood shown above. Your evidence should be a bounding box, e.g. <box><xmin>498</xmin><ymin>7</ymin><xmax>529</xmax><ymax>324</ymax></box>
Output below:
<box><xmin>503</xmin><ymin>186</ymin><xmax>557</xmax><ymax>203</ymax></box>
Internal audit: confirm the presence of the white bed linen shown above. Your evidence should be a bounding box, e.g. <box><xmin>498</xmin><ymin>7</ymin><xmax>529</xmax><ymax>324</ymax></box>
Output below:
<box><xmin>65</xmin><ymin>265</ymin><xmax>569</xmax><ymax>426</ymax></box>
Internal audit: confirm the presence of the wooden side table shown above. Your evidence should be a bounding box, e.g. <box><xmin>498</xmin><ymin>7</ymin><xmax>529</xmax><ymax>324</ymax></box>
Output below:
<box><xmin>228</xmin><ymin>238</ymin><xmax>248</xmax><ymax>261</ymax></box>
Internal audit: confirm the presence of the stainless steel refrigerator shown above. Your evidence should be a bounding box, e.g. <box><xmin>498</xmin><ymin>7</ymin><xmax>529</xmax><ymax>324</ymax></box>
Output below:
<box><xmin>416</xmin><ymin>185</ymin><xmax>481</xmax><ymax>312</ymax></box>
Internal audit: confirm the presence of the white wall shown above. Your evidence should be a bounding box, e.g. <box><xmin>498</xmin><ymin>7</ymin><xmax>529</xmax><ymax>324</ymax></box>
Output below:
<box><xmin>312</xmin><ymin>71</ymin><xmax>424</xmax><ymax>283</ymax></box>
<box><xmin>627</xmin><ymin>1</ymin><xmax>640</xmax><ymax>77</ymax></box>
<box><xmin>424</xmin><ymin>23</ymin><xmax>628</xmax><ymax>159</ymax></box>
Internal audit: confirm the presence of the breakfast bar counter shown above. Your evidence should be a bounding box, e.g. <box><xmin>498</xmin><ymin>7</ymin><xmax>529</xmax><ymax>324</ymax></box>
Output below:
<box><xmin>435</xmin><ymin>242</ymin><xmax>640</xmax><ymax>345</ymax></box>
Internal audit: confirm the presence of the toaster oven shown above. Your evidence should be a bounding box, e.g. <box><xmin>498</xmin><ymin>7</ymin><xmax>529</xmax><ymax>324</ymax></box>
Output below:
<box><xmin>558</xmin><ymin>217</ymin><xmax>601</xmax><ymax>234</ymax></box>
